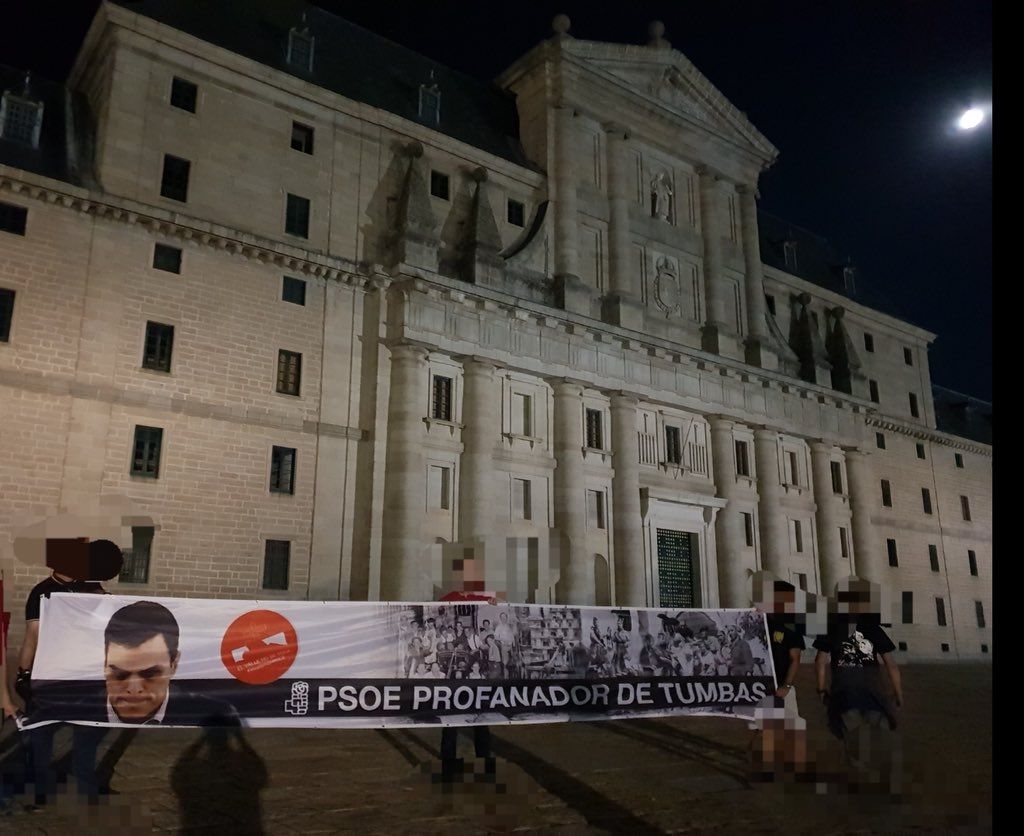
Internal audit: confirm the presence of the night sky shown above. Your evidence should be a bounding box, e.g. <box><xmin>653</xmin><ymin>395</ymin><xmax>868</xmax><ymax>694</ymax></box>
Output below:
<box><xmin>1</xmin><ymin>1</ymin><xmax>992</xmax><ymax>401</ymax></box>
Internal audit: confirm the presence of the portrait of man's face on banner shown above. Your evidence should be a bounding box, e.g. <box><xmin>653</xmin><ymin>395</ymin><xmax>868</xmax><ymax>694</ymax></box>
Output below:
<box><xmin>104</xmin><ymin>600</ymin><xmax>181</xmax><ymax>723</ymax></box>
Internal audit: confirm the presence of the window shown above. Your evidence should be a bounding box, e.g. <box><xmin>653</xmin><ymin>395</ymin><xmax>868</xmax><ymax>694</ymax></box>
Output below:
<box><xmin>783</xmin><ymin>240</ymin><xmax>798</xmax><ymax>270</ymax></box>
<box><xmin>968</xmin><ymin>550</ymin><xmax>978</xmax><ymax>577</ymax></box>
<box><xmin>507</xmin><ymin>199</ymin><xmax>525</xmax><ymax>227</ymax></box>
<box><xmin>287</xmin><ymin>26</ymin><xmax>314</xmax><ymax>71</ymax></box>
<box><xmin>142</xmin><ymin>321</ymin><xmax>174</xmax><ymax>372</ymax></box>
<box><xmin>119</xmin><ymin>526</ymin><xmax>155</xmax><ymax>584</ymax></box>
<box><xmin>916</xmin><ymin>443</ymin><xmax>926</xmax><ymax>460</ymax></box>
<box><xmin>0</xmin><ymin>201</ymin><xmax>27</xmax><ymax>235</ymax></box>
<box><xmin>0</xmin><ymin>287</ymin><xmax>14</xmax><ymax>342</ymax></box>
<box><xmin>513</xmin><ymin>478</ymin><xmax>532</xmax><ymax>521</ymax></box>
<box><xmin>864</xmin><ymin>333</ymin><xmax>874</xmax><ymax>353</ymax></box>
<box><xmin>904</xmin><ymin>346</ymin><xmax>913</xmax><ymax>366</ymax></box>
<box><xmin>735</xmin><ymin>440</ymin><xmax>750</xmax><ymax>477</ymax></box>
<box><xmin>291</xmin><ymin>121</ymin><xmax>314</xmax><ymax>154</ymax></box>
<box><xmin>276</xmin><ymin>349</ymin><xmax>302</xmax><ymax>396</ymax></box>
<box><xmin>901</xmin><ymin>591</ymin><xmax>913</xmax><ymax>624</ymax></box>
<box><xmin>743</xmin><ymin>512</ymin><xmax>755</xmax><ymax>548</ymax></box>
<box><xmin>585</xmin><ymin>408</ymin><xmax>603</xmax><ymax>450</ymax></box>
<box><xmin>981</xmin><ymin>644</ymin><xmax>988</xmax><ymax>654</ymax></box>
<box><xmin>787</xmin><ymin>451</ymin><xmax>799</xmax><ymax>486</ymax></box>
<box><xmin>881</xmin><ymin>479</ymin><xmax>892</xmax><ymax>507</ymax></box>
<box><xmin>793</xmin><ymin>519</ymin><xmax>803</xmax><ymax>553</ymax></box>
<box><xmin>428</xmin><ymin>465</ymin><xmax>452</xmax><ymax>510</ymax></box>
<box><xmin>935</xmin><ymin>597</ymin><xmax>947</xmax><ymax>627</ymax></box>
<box><xmin>0</xmin><ymin>92</ymin><xmax>43</xmax><ymax>147</ymax></box>
<box><xmin>418</xmin><ymin>82</ymin><xmax>440</xmax><ymax>124</ymax></box>
<box><xmin>955</xmin><ymin>452</ymin><xmax>964</xmax><ymax>469</ymax></box>
<box><xmin>794</xmin><ymin>573</ymin><xmax>807</xmax><ymax>592</ymax></box>
<box><xmin>282</xmin><ymin>276</ymin><xmax>306</xmax><ymax>306</ymax></box>
<box><xmin>765</xmin><ymin>294</ymin><xmax>776</xmax><ymax>316</ymax></box>
<box><xmin>960</xmin><ymin>495</ymin><xmax>972</xmax><ymax>521</ymax></box>
<box><xmin>898</xmin><ymin>641</ymin><xmax>908</xmax><ymax>652</ymax></box>
<box><xmin>170</xmin><ymin>77</ymin><xmax>197</xmax><ymax>113</ymax></box>
<box><xmin>839</xmin><ymin>527</ymin><xmax>849</xmax><ymax>558</ymax></box>
<box><xmin>875</xmin><ymin>432</ymin><xmax>886</xmax><ymax>450</ymax></box>
<box><xmin>975</xmin><ymin>601</ymin><xmax>985</xmax><ymax>628</ymax></box>
<box><xmin>869</xmin><ymin>380</ymin><xmax>879</xmax><ymax>403</ymax></box>
<box><xmin>432</xmin><ymin>375</ymin><xmax>453</xmax><ymax>421</ymax></box>
<box><xmin>512</xmin><ymin>392</ymin><xmax>532</xmax><ymax>436</ymax></box>
<box><xmin>160</xmin><ymin>154</ymin><xmax>191</xmax><ymax>202</ymax></box>
<box><xmin>153</xmin><ymin>243</ymin><xmax>182</xmax><ymax>273</ymax></box>
<box><xmin>285</xmin><ymin>193</ymin><xmax>310</xmax><ymax>238</ymax></box>
<box><xmin>587</xmin><ymin>489</ymin><xmax>606</xmax><ymax>529</ymax></box>
<box><xmin>921</xmin><ymin>487</ymin><xmax>932</xmax><ymax>515</ymax></box>
<box><xmin>941</xmin><ymin>643</ymin><xmax>950</xmax><ymax>653</ymax></box>
<box><xmin>263</xmin><ymin>540</ymin><xmax>291</xmax><ymax>590</ymax></box>
<box><xmin>665</xmin><ymin>426</ymin><xmax>682</xmax><ymax>465</ymax></box>
<box><xmin>270</xmin><ymin>446</ymin><xmax>296</xmax><ymax>494</ymax></box>
<box><xmin>909</xmin><ymin>392</ymin><xmax>920</xmax><ymax>418</ymax></box>
<box><xmin>430</xmin><ymin>170</ymin><xmax>449</xmax><ymax>200</ymax></box>
<box><xmin>131</xmin><ymin>426</ymin><xmax>163</xmax><ymax>478</ymax></box>
<box><xmin>830</xmin><ymin>460</ymin><xmax>844</xmax><ymax>494</ymax></box>
<box><xmin>929</xmin><ymin>544</ymin><xmax>939</xmax><ymax>572</ymax></box>
<box><xmin>887</xmin><ymin>538</ymin><xmax>898</xmax><ymax>567</ymax></box>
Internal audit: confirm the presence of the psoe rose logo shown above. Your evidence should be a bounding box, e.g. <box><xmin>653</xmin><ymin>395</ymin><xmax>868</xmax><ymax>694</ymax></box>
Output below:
<box><xmin>220</xmin><ymin>610</ymin><xmax>299</xmax><ymax>684</ymax></box>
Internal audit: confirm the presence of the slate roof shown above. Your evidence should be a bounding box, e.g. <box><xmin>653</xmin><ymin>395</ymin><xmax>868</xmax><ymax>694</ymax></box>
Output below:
<box><xmin>932</xmin><ymin>386</ymin><xmax>992</xmax><ymax>445</ymax></box>
<box><xmin>110</xmin><ymin>0</ymin><xmax>536</xmax><ymax>169</ymax></box>
<box><xmin>0</xmin><ymin>65</ymin><xmax>94</xmax><ymax>187</ymax></box>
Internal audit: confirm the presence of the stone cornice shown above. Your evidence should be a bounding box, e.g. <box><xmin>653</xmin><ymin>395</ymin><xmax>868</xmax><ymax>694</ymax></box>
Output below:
<box><xmin>0</xmin><ymin>166</ymin><xmax>380</xmax><ymax>289</ymax></box>
<box><xmin>866</xmin><ymin>414</ymin><xmax>991</xmax><ymax>457</ymax></box>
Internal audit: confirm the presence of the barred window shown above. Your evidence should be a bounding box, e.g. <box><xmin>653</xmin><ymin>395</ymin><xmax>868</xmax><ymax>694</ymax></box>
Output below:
<box><xmin>277</xmin><ymin>350</ymin><xmax>302</xmax><ymax>396</ymax></box>
<box><xmin>263</xmin><ymin>540</ymin><xmax>291</xmax><ymax>590</ymax></box>
<box><xmin>142</xmin><ymin>321</ymin><xmax>174</xmax><ymax>372</ymax></box>
<box><xmin>287</xmin><ymin>27</ymin><xmax>314</xmax><ymax>71</ymax></box>
<box><xmin>0</xmin><ymin>92</ymin><xmax>43</xmax><ymax>148</ymax></box>
<box><xmin>131</xmin><ymin>426</ymin><xmax>163</xmax><ymax>478</ymax></box>
<box><xmin>432</xmin><ymin>375</ymin><xmax>452</xmax><ymax>420</ymax></box>
<box><xmin>119</xmin><ymin>526</ymin><xmax>154</xmax><ymax>584</ymax></box>
<box><xmin>585</xmin><ymin>408</ymin><xmax>603</xmax><ymax>450</ymax></box>
<box><xmin>270</xmin><ymin>446</ymin><xmax>296</xmax><ymax>494</ymax></box>
<box><xmin>418</xmin><ymin>84</ymin><xmax>440</xmax><ymax>124</ymax></box>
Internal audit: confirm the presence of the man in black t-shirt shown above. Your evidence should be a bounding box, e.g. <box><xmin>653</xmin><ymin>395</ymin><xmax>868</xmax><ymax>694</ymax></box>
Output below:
<box><xmin>814</xmin><ymin>577</ymin><xmax>903</xmax><ymax>791</ymax></box>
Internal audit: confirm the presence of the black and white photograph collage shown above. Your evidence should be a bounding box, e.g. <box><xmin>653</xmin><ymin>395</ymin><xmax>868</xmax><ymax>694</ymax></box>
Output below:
<box><xmin>397</xmin><ymin>604</ymin><xmax>771</xmax><ymax>683</ymax></box>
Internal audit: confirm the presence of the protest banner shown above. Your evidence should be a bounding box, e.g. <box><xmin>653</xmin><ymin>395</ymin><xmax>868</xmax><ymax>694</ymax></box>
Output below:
<box><xmin>25</xmin><ymin>593</ymin><xmax>776</xmax><ymax>729</ymax></box>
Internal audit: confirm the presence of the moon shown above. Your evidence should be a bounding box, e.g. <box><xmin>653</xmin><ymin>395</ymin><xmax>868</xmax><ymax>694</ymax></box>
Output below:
<box><xmin>958</xmin><ymin>108</ymin><xmax>984</xmax><ymax>130</ymax></box>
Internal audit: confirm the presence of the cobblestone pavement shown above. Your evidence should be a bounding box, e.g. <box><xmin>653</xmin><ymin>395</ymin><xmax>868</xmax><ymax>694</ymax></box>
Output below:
<box><xmin>0</xmin><ymin>664</ymin><xmax>991</xmax><ymax>834</ymax></box>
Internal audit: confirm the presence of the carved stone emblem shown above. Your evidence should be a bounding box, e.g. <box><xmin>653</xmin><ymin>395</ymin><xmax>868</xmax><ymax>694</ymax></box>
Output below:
<box><xmin>653</xmin><ymin>256</ymin><xmax>680</xmax><ymax>316</ymax></box>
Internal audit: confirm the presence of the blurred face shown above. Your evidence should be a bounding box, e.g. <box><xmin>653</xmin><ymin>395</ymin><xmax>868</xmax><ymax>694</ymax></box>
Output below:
<box><xmin>105</xmin><ymin>635</ymin><xmax>178</xmax><ymax>723</ymax></box>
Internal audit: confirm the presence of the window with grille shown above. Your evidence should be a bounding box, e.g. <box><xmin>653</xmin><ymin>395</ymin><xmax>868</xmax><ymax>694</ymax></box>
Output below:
<box><xmin>968</xmin><ymin>550</ymin><xmax>978</xmax><ymax>577</ymax></box>
<box><xmin>743</xmin><ymin>513</ymin><xmax>754</xmax><ymax>548</ymax></box>
<box><xmin>263</xmin><ymin>540</ymin><xmax>291</xmax><ymax>590</ymax></box>
<box><xmin>285</xmin><ymin>193</ymin><xmax>310</xmax><ymax>237</ymax></box>
<box><xmin>922</xmin><ymin>487</ymin><xmax>933</xmax><ymax>515</ymax></box>
<box><xmin>875</xmin><ymin>432</ymin><xmax>886</xmax><ymax>450</ymax></box>
<box><xmin>170</xmin><ymin>77</ymin><xmax>197</xmax><ymax>113</ymax></box>
<box><xmin>975</xmin><ymin>601</ymin><xmax>985</xmax><ymax>628</ymax></box>
<box><xmin>665</xmin><ymin>426</ymin><xmax>682</xmax><ymax>465</ymax></box>
<box><xmin>830</xmin><ymin>460</ymin><xmax>843</xmax><ymax>494</ymax></box>
<box><xmin>430</xmin><ymin>170</ymin><xmax>449</xmax><ymax>200</ymax></box>
<box><xmin>909</xmin><ymin>392</ymin><xmax>920</xmax><ymax>418</ymax></box>
<box><xmin>585</xmin><ymin>408</ymin><xmax>603</xmax><ymax>450</ymax></box>
<box><xmin>869</xmin><ymin>380</ymin><xmax>879</xmax><ymax>403</ymax></box>
<box><xmin>935</xmin><ymin>597</ymin><xmax>947</xmax><ymax>627</ymax></box>
<box><xmin>887</xmin><ymin>538</ymin><xmax>898</xmax><ymax>567</ymax></box>
<box><xmin>418</xmin><ymin>84</ymin><xmax>440</xmax><ymax>124</ymax></box>
<box><xmin>131</xmin><ymin>426</ymin><xmax>163</xmax><ymax>478</ymax></box>
<box><xmin>282</xmin><ymin>276</ymin><xmax>306</xmax><ymax>306</ymax></box>
<box><xmin>961</xmin><ymin>495</ymin><xmax>972</xmax><ymax>521</ymax></box>
<box><xmin>507</xmin><ymin>199</ymin><xmax>525</xmax><ymax>227</ymax></box>
<box><xmin>270</xmin><ymin>446</ymin><xmax>296</xmax><ymax>494</ymax></box>
<box><xmin>0</xmin><ymin>92</ymin><xmax>43</xmax><ymax>147</ymax></box>
<box><xmin>142</xmin><ymin>321</ymin><xmax>174</xmax><ymax>372</ymax></box>
<box><xmin>881</xmin><ymin>479</ymin><xmax>892</xmax><ymax>507</ymax></box>
<box><xmin>0</xmin><ymin>201</ymin><xmax>27</xmax><ymax>235</ymax></box>
<box><xmin>0</xmin><ymin>287</ymin><xmax>14</xmax><ymax>342</ymax></box>
<box><xmin>432</xmin><ymin>375</ymin><xmax>452</xmax><ymax>420</ymax></box>
<box><xmin>119</xmin><ymin>526</ymin><xmax>154</xmax><ymax>584</ymax></box>
<box><xmin>839</xmin><ymin>527</ymin><xmax>849</xmax><ymax>558</ymax></box>
<box><xmin>735</xmin><ymin>440</ymin><xmax>750</xmax><ymax>477</ymax></box>
<box><xmin>153</xmin><ymin>243</ymin><xmax>182</xmax><ymax>273</ymax></box>
<box><xmin>929</xmin><ymin>544</ymin><xmax>939</xmax><ymax>572</ymax></box>
<box><xmin>276</xmin><ymin>350</ymin><xmax>302</xmax><ymax>396</ymax></box>
<box><xmin>902</xmin><ymin>591</ymin><xmax>913</xmax><ymax>624</ymax></box>
<box><xmin>287</xmin><ymin>27</ymin><xmax>314</xmax><ymax>71</ymax></box>
<box><xmin>291</xmin><ymin>121</ymin><xmax>314</xmax><ymax>154</ymax></box>
<box><xmin>160</xmin><ymin>154</ymin><xmax>191</xmax><ymax>202</ymax></box>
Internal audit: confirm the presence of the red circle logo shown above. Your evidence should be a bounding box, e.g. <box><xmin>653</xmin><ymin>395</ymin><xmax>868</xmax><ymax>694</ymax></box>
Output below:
<box><xmin>220</xmin><ymin>610</ymin><xmax>298</xmax><ymax>684</ymax></box>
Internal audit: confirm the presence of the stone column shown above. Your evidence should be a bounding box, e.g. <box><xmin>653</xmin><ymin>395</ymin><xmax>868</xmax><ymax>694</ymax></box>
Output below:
<box><xmin>810</xmin><ymin>442</ymin><xmax>846</xmax><ymax>596</ymax></box>
<box><xmin>737</xmin><ymin>183</ymin><xmax>773</xmax><ymax>369</ymax></box>
<box><xmin>380</xmin><ymin>344</ymin><xmax>429</xmax><ymax>601</ymax></box>
<box><xmin>610</xmin><ymin>393</ymin><xmax>645</xmax><ymax>606</ymax></box>
<box><xmin>552</xmin><ymin>104</ymin><xmax>591</xmax><ymax>314</ymax></box>
<box><xmin>603</xmin><ymin>125</ymin><xmax>643</xmax><ymax>330</ymax></box>
<box><xmin>459</xmin><ymin>358</ymin><xmax>499</xmax><ymax>542</ymax></box>
<box><xmin>710</xmin><ymin>418</ymin><xmax>750</xmax><ymax>606</ymax></box>
<box><xmin>698</xmin><ymin>165</ymin><xmax>734</xmax><ymax>357</ymax></box>
<box><xmin>753</xmin><ymin>428</ymin><xmax>788</xmax><ymax>576</ymax></box>
<box><xmin>845</xmin><ymin>447</ymin><xmax>880</xmax><ymax>584</ymax></box>
<box><xmin>551</xmin><ymin>380</ymin><xmax>593</xmax><ymax>604</ymax></box>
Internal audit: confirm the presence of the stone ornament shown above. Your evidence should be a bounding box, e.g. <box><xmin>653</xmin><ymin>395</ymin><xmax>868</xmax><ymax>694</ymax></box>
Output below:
<box><xmin>650</xmin><ymin>171</ymin><xmax>673</xmax><ymax>222</ymax></box>
<box><xmin>653</xmin><ymin>255</ymin><xmax>681</xmax><ymax>316</ymax></box>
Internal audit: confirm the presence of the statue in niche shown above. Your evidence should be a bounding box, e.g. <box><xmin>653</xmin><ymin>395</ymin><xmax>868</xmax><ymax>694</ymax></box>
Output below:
<box><xmin>651</xmin><ymin>172</ymin><xmax>673</xmax><ymax>223</ymax></box>
<box><xmin>653</xmin><ymin>255</ymin><xmax>681</xmax><ymax>316</ymax></box>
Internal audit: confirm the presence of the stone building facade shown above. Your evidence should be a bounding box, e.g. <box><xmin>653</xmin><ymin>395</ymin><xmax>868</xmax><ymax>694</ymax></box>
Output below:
<box><xmin>0</xmin><ymin>2</ymin><xmax>991</xmax><ymax>659</ymax></box>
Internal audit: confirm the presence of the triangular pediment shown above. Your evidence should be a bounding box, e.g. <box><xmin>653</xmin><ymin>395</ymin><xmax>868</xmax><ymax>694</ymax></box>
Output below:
<box><xmin>564</xmin><ymin>41</ymin><xmax>778</xmax><ymax>163</ymax></box>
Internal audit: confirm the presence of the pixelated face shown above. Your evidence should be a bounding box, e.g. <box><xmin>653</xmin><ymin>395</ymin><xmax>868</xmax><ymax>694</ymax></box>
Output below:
<box><xmin>834</xmin><ymin>579</ymin><xmax>881</xmax><ymax>615</ymax></box>
<box><xmin>105</xmin><ymin>635</ymin><xmax>178</xmax><ymax>723</ymax></box>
